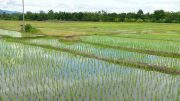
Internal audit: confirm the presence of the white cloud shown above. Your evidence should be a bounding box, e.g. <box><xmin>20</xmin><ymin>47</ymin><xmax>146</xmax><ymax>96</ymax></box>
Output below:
<box><xmin>0</xmin><ymin>0</ymin><xmax>179</xmax><ymax>13</ymax></box>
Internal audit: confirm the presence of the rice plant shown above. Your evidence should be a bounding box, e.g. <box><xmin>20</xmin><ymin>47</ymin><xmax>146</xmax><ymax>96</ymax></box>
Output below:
<box><xmin>23</xmin><ymin>38</ymin><xmax>180</xmax><ymax>70</ymax></box>
<box><xmin>82</xmin><ymin>35</ymin><xmax>180</xmax><ymax>54</ymax></box>
<box><xmin>0</xmin><ymin>29</ymin><xmax>180</xmax><ymax>101</ymax></box>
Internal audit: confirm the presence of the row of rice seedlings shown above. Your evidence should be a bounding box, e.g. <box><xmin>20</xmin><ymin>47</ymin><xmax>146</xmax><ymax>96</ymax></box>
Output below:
<box><xmin>81</xmin><ymin>35</ymin><xmax>180</xmax><ymax>54</ymax></box>
<box><xmin>23</xmin><ymin>38</ymin><xmax>180</xmax><ymax>69</ymax></box>
<box><xmin>0</xmin><ymin>39</ymin><xmax>179</xmax><ymax>101</ymax></box>
<box><xmin>111</xmin><ymin>33</ymin><xmax>180</xmax><ymax>42</ymax></box>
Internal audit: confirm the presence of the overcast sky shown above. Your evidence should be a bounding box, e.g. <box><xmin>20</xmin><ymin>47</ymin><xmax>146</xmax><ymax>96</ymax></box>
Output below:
<box><xmin>0</xmin><ymin>0</ymin><xmax>180</xmax><ymax>13</ymax></box>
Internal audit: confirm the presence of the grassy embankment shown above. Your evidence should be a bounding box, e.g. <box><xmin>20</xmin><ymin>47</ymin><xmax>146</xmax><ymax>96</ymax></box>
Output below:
<box><xmin>1</xmin><ymin>20</ymin><xmax>180</xmax><ymax>36</ymax></box>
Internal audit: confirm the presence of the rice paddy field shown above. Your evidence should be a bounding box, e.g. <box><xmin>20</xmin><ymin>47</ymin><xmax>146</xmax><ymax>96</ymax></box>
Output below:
<box><xmin>0</xmin><ymin>20</ymin><xmax>180</xmax><ymax>101</ymax></box>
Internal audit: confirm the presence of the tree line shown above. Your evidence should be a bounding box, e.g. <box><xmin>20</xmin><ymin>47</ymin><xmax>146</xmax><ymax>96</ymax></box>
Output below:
<box><xmin>0</xmin><ymin>9</ymin><xmax>180</xmax><ymax>23</ymax></box>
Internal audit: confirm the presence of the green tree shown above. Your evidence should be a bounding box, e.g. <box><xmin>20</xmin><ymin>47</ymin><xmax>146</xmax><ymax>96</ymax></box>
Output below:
<box><xmin>38</xmin><ymin>11</ymin><xmax>48</xmax><ymax>21</ymax></box>
<box><xmin>153</xmin><ymin>10</ymin><xmax>165</xmax><ymax>21</ymax></box>
<box><xmin>137</xmin><ymin>9</ymin><xmax>144</xmax><ymax>15</ymax></box>
<box><xmin>48</xmin><ymin>10</ymin><xmax>54</xmax><ymax>20</ymax></box>
<box><xmin>137</xmin><ymin>9</ymin><xmax>144</xmax><ymax>19</ymax></box>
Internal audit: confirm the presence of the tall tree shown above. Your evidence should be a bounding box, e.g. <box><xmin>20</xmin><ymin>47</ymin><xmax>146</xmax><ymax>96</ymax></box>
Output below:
<box><xmin>137</xmin><ymin>9</ymin><xmax>144</xmax><ymax>15</ymax></box>
<box><xmin>153</xmin><ymin>10</ymin><xmax>165</xmax><ymax>21</ymax></box>
<box><xmin>48</xmin><ymin>10</ymin><xmax>54</xmax><ymax>20</ymax></box>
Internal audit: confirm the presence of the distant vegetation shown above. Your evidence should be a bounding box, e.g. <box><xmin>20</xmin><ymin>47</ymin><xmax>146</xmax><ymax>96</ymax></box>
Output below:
<box><xmin>0</xmin><ymin>9</ymin><xmax>180</xmax><ymax>23</ymax></box>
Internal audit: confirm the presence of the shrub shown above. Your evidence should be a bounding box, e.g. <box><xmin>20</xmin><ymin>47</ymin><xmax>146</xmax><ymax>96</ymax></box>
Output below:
<box><xmin>137</xmin><ymin>19</ymin><xmax>144</xmax><ymax>23</ymax></box>
<box><xmin>24</xmin><ymin>24</ymin><xmax>38</xmax><ymax>33</ymax></box>
<box><xmin>114</xmin><ymin>18</ymin><xmax>120</xmax><ymax>22</ymax></box>
<box><xmin>25</xmin><ymin>24</ymin><xmax>33</xmax><ymax>32</ymax></box>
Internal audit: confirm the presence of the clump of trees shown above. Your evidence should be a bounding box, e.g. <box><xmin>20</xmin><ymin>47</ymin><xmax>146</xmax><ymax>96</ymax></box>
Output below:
<box><xmin>0</xmin><ymin>9</ymin><xmax>180</xmax><ymax>23</ymax></box>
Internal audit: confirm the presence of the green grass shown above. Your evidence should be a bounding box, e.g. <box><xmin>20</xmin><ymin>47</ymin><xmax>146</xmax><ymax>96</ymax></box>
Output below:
<box><xmin>1</xmin><ymin>20</ymin><xmax>180</xmax><ymax>36</ymax></box>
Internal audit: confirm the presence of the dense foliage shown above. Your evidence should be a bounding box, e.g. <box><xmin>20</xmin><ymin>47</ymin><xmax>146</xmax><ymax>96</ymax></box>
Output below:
<box><xmin>0</xmin><ymin>9</ymin><xmax>180</xmax><ymax>23</ymax></box>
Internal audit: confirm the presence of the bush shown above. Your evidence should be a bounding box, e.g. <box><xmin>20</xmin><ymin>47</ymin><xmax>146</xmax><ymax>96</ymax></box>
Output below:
<box><xmin>25</xmin><ymin>24</ymin><xmax>33</xmax><ymax>32</ymax></box>
<box><xmin>137</xmin><ymin>19</ymin><xmax>144</xmax><ymax>23</ymax></box>
<box><xmin>24</xmin><ymin>24</ymin><xmax>38</xmax><ymax>33</ymax></box>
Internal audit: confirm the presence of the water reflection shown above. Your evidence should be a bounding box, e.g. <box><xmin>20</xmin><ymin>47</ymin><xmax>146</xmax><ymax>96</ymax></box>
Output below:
<box><xmin>0</xmin><ymin>29</ymin><xmax>44</xmax><ymax>38</ymax></box>
<box><xmin>0</xmin><ymin>29</ymin><xmax>22</xmax><ymax>37</ymax></box>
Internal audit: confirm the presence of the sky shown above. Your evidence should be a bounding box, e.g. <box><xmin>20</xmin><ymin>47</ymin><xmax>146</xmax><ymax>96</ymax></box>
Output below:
<box><xmin>0</xmin><ymin>0</ymin><xmax>180</xmax><ymax>13</ymax></box>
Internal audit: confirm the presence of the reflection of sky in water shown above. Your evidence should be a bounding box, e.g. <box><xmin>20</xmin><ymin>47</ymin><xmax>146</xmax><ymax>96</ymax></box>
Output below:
<box><xmin>0</xmin><ymin>29</ymin><xmax>22</xmax><ymax>37</ymax></box>
<box><xmin>0</xmin><ymin>29</ymin><xmax>43</xmax><ymax>38</ymax></box>
<box><xmin>26</xmin><ymin>38</ymin><xmax>180</xmax><ymax>69</ymax></box>
<box><xmin>0</xmin><ymin>39</ymin><xmax>132</xmax><ymax>80</ymax></box>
